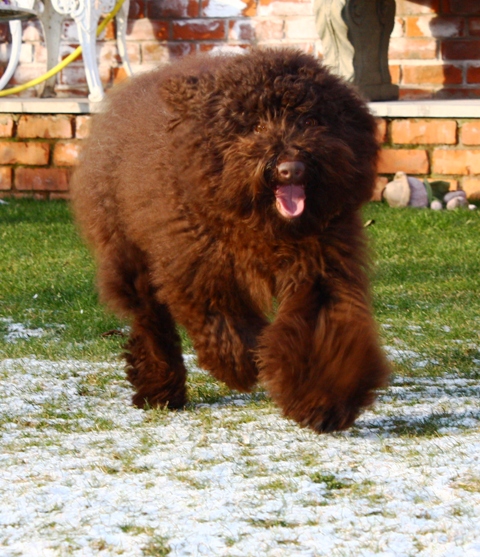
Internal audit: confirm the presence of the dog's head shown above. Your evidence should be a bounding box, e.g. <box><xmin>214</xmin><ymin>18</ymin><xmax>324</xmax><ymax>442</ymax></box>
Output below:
<box><xmin>160</xmin><ymin>49</ymin><xmax>379</xmax><ymax>235</ymax></box>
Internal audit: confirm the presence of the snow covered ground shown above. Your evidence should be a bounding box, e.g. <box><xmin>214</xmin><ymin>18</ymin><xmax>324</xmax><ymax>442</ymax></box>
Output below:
<box><xmin>1</xmin><ymin>357</ymin><xmax>480</xmax><ymax>557</ymax></box>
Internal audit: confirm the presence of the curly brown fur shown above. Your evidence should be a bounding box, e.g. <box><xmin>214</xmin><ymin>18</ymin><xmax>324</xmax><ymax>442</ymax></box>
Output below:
<box><xmin>71</xmin><ymin>48</ymin><xmax>390</xmax><ymax>433</ymax></box>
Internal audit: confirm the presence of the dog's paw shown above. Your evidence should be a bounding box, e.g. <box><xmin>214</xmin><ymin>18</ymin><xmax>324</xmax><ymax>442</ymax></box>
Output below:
<box><xmin>295</xmin><ymin>399</ymin><xmax>367</xmax><ymax>434</ymax></box>
<box><xmin>132</xmin><ymin>390</ymin><xmax>186</xmax><ymax>411</ymax></box>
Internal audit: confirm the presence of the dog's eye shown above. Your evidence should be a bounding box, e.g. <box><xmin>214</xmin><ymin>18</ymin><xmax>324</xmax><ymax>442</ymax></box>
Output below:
<box><xmin>303</xmin><ymin>118</ymin><xmax>318</xmax><ymax>128</ymax></box>
<box><xmin>254</xmin><ymin>123</ymin><xmax>267</xmax><ymax>134</ymax></box>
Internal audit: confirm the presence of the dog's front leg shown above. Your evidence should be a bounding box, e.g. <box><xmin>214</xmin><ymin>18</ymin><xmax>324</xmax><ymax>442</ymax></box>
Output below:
<box><xmin>257</xmin><ymin>280</ymin><xmax>390</xmax><ymax>433</ymax></box>
<box><xmin>177</xmin><ymin>300</ymin><xmax>268</xmax><ymax>393</ymax></box>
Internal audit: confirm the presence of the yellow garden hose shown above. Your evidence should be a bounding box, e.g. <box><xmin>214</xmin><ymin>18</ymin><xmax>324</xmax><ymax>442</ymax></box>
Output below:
<box><xmin>0</xmin><ymin>0</ymin><xmax>125</xmax><ymax>97</ymax></box>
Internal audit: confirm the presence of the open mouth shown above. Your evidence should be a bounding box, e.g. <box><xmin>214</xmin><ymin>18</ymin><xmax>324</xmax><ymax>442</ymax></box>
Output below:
<box><xmin>274</xmin><ymin>184</ymin><xmax>306</xmax><ymax>218</ymax></box>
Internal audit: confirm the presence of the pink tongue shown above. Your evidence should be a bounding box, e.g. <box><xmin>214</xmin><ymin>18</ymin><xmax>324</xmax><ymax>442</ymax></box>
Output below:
<box><xmin>275</xmin><ymin>185</ymin><xmax>306</xmax><ymax>218</ymax></box>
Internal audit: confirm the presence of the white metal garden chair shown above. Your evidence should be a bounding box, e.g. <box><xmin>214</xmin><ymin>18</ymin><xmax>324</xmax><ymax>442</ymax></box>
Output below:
<box><xmin>0</xmin><ymin>0</ymin><xmax>132</xmax><ymax>101</ymax></box>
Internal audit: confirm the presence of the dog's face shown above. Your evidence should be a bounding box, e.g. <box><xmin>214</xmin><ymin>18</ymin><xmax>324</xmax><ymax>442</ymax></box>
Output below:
<box><xmin>161</xmin><ymin>49</ymin><xmax>379</xmax><ymax>235</ymax></box>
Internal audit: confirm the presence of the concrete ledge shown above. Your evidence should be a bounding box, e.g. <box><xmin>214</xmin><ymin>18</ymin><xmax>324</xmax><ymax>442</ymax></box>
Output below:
<box><xmin>369</xmin><ymin>100</ymin><xmax>480</xmax><ymax>118</ymax></box>
<box><xmin>0</xmin><ymin>98</ymin><xmax>100</xmax><ymax>114</ymax></box>
<box><xmin>1</xmin><ymin>97</ymin><xmax>480</xmax><ymax>118</ymax></box>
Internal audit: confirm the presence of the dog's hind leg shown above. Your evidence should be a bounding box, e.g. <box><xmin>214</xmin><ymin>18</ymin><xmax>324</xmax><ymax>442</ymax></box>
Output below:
<box><xmin>125</xmin><ymin>302</ymin><xmax>187</xmax><ymax>409</ymax></box>
<box><xmin>97</xmin><ymin>242</ymin><xmax>187</xmax><ymax>409</ymax></box>
<box><xmin>257</xmin><ymin>280</ymin><xmax>390</xmax><ymax>433</ymax></box>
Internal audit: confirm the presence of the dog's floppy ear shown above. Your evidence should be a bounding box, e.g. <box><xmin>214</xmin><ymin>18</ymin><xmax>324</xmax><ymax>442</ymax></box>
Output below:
<box><xmin>160</xmin><ymin>73</ymin><xmax>215</xmax><ymax>115</ymax></box>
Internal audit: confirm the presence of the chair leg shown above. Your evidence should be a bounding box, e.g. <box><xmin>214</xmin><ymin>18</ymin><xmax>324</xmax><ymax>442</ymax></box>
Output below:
<box><xmin>0</xmin><ymin>21</ymin><xmax>22</xmax><ymax>90</ymax></box>
<box><xmin>115</xmin><ymin>0</ymin><xmax>133</xmax><ymax>76</ymax></box>
<box><xmin>38</xmin><ymin>2</ymin><xmax>64</xmax><ymax>97</ymax></box>
<box><xmin>73</xmin><ymin>2</ymin><xmax>105</xmax><ymax>102</ymax></box>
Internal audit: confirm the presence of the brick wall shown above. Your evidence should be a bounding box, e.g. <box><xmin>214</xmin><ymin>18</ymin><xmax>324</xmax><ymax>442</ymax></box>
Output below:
<box><xmin>1</xmin><ymin>1</ymin><xmax>480</xmax><ymax>99</ymax></box>
<box><xmin>0</xmin><ymin>0</ymin><xmax>320</xmax><ymax>98</ymax></box>
<box><xmin>392</xmin><ymin>0</ymin><xmax>480</xmax><ymax>99</ymax></box>
<box><xmin>1</xmin><ymin>112</ymin><xmax>479</xmax><ymax>201</ymax></box>
<box><xmin>377</xmin><ymin>116</ymin><xmax>480</xmax><ymax>199</ymax></box>
<box><xmin>0</xmin><ymin>114</ymin><xmax>89</xmax><ymax>198</ymax></box>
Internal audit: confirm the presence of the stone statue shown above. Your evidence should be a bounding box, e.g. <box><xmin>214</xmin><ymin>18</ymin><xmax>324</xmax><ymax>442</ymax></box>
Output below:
<box><xmin>314</xmin><ymin>0</ymin><xmax>399</xmax><ymax>101</ymax></box>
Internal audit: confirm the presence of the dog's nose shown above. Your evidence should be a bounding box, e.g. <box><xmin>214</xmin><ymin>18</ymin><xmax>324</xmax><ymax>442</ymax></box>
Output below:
<box><xmin>277</xmin><ymin>161</ymin><xmax>305</xmax><ymax>184</ymax></box>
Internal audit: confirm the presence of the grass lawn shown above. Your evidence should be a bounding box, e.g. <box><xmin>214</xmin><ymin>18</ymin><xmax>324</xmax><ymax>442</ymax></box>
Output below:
<box><xmin>1</xmin><ymin>198</ymin><xmax>478</xmax><ymax>379</ymax></box>
<box><xmin>1</xmin><ymin>199</ymin><xmax>480</xmax><ymax>557</ymax></box>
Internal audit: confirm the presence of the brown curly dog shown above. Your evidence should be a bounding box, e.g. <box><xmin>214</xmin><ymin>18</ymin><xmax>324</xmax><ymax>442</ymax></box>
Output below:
<box><xmin>71</xmin><ymin>48</ymin><xmax>390</xmax><ymax>433</ymax></box>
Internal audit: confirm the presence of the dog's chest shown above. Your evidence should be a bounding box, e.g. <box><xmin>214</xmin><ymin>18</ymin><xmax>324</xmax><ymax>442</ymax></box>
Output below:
<box><xmin>232</xmin><ymin>236</ymin><xmax>324</xmax><ymax>308</ymax></box>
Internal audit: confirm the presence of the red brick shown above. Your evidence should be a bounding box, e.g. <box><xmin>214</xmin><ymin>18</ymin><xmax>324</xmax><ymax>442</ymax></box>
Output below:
<box><xmin>97</xmin><ymin>43</ymin><xmax>121</xmax><ymax>66</ymax></box>
<box><xmin>61</xmin><ymin>20</ymin><xmax>79</xmax><ymax>43</ymax></box>
<box><xmin>442</xmin><ymin>40</ymin><xmax>480</xmax><ymax>60</ymax></box>
<box><xmin>10</xmin><ymin>64</ymin><xmax>47</xmax><ymax>86</ymax></box>
<box><xmin>243</xmin><ymin>0</ymin><xmax>256</xmax><ymax>17</ymax></box>
<box><xmin>167</xmin><ymin>43</ymin><xmax>196</xmax><ymax>58</ymax></box>
<box><xmin>0</xmin><ymin>167</ymin><xmax>12</xmax><ymax>190</ymax></box>
<box><xmin>254</xmin><ymin>19</ymin><xmax>284</xmax><ymax>41</ymax></box>
<box><xmin>395</xmin><ymin>0</ymin><xmax>440</xmax><ymax>16</ymax></box>
<box><xmin>33</xmin><ymin>44</ymin><xmax>48</xmax><ymax>64</ymax></box>
<box><xmin>8</xmin><ymin>192</ymin><xmax>48</xmax><ymax>200</ymax></box>
<box><xmin>406</xmin><ymin>16</ymin><xmax>465</xmax><ymax>38</ymax></box>
<box><xmin>376</xmin><ymin>119</ymin><xmax>388</xmax><ymax>143</ymax></box>
<box><xmin>0</xmin><ymin>142</ymin><xmax>49</xmax><ymax>165</ymax></box>
<box><xmin>243</xmin><ymin>0</ymin><xmax>257</xmax><ymax>17</ymax></box>
<box><xmin>466</xmin><ymin>64</ymin><xmax>480</xmax><ymax>83</ymax></box>
<box><xmin>461</xmin><ymin>122</ymin><xmax>480</xmax><ymax>145</ymax></box>
<box><xmin>285</xmin><ymin>17</ymin><xmax>317</xmax><ymax>39</ymax></box>
<box><xmin>391</xmin><ymin>17</ymin><xmax>405</xmax><ymax>39</ymax></box>
<box><xmin>229</xmin><ymin>20</ymin><xmax>255</xmax><ymax>42</ymax></box>
<box><xmin>202</xmin><ymin>0</ymin><xmax>254</xmax><ymax>17</ymax></box>
<box><xmin>434</xmin><ymin>87</ymin><xmax>480</xmax><ymax>99</ymax></box>
<box><xmin>372</xmin><ymin>176</ymin><xmax>388</xmax><ymax>201</ymax></box>
<box><xmin>113</xmin><ymin>66</ymin><xmax>131</xmax><ymax>84</ymax></box>
<box><xmin>0</xmin><ymin>22</ymin><xmax>9</xmax><ymax>41</ymax></box>
<box><xmin>446</xmin><ymin>0</ymin><xmax>480</xmax><ymax>15</ymax></box>
<box><xmin>389</xmin><ymin>38</ymin><xmax>437</xmax><ymax>59</ymax></box>
<box><xmin>392</xmin><ymin>119</ymin><xmax>457</xmax><ymax>144</ymax></box>
<box><xmin>462</xmin><ymin>177</ymin><xmax>480</xmax><ymax>199</ymax></box>
<box><xmin>128</xmin><ymin>19</ymin><xmax>169</xmax><ymax>41</ymax></box>
<box><xmin>389</xmin><ymin>64</ymin><xmax>401</xmax><ymax>84</ymax></box>
<box><xmin>0</xmin><ymin>116</ymin><xmax>14</xmax><ymax>138</ymax></box>
<box><xmin>128</xmin><ymin>0</ymin><xmax>146</xmax><ymax>19</ymax></box>
<box><xmin>141</xmin><ymin>43</ymin><xmax>170</xmax><ymax>63</ymax></box>
<box><xmin>469</xmin><ymin>18</ymin><xmax>480</xmax><ymax>36</ymax></box>
<box><xmin>15</xmin><ymin>167</ymin><xmax>69</xmax><ymax>192</ymax></box>
<box><xmin>53</xmin><ymin>142</ymin><xmax>81</xmax><ymax>166</ymax></box>
<box><xmin>257</xmin><ymin>0</ymin><xmax>313</xmax><ymax>17</ymax></box>
<box><xmin>49</xmin><ymin>192</ymin><xmax>71</xmax><ymax>200</ymax></box>
<box><xmin>432</xmin><ymin>148</ymin><xmax>480</xmax><ymax>174</ymax></box>
<box><xmin>172</xmin><ymin>20</ymin><xmax>226</xmax><ymax>40</ymax></box>
<box><xmin>399</xmin><ymin>87</ymin><xmax>434</xmax><ymax>100</ymax></box>
<box><xmin>405</xmin><ymin>16</ymin><xmax>427</xmax><ymax>37</ymax></box>
<box><xmin>124</xmin><ymin>44</ymin><xmax>141</xmax><ymax>65</ymax></box>
<box><xmin>402</xmin><ymin>64</ymin><xmax>463</xmax><ymax>84</ymax></box>
<box><xmin>58</xmin><ymin>63</ymin><xmax>110</xmax><ymax>88</ymax></box>
<box><xmin>377</xmin><ymin>149</ymin><xmax>430</xmax><ymax>174</ymax></box>
<box><xmin>17</xmin><ymin>115</ymin><xmax>73</xmax><ymax>139</ymax></box>
<box><xmin>99</xmin><ymin>20</ymin><xmax>116</xmax><ymax>41</ymax></box>
<box><xmin>58</xmin><ymin>64</ymin><xmax>87</xmax><ymax>87</ymax></box>
<box><xmin>148</xmin><ymin>0</ymin><xmax>199</xmax><ymax>18</ymax></box>
<box><xmin>431</xmin><ymin>16</ymin><xmax>465</xmax><ymax>38</ymax></box>
<box><xmin>75</xmin><ymin>116</ymin><xmax>91</xmax><ymax>139</ymax></box>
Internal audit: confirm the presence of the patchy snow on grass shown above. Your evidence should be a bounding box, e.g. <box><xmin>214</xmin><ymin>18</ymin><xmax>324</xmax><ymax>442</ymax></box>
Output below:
<box><xmin>1</xmin><ymin>357</ymin><xmax>480</xmax><ymax>557</ymax></box>
<box><xmin>0</xmin><ymin>319</ymin><xmax>66</xmax><ymax>344</ymax></box>
<box><xmin>0</xmin><ymin>318</ymin><xmax>47</xmax><ymax>343</ymax></box>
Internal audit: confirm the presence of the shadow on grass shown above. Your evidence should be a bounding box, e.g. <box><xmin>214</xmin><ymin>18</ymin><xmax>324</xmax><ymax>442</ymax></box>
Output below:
<box><xmin>356</xmin><ymin>410</ymin><xmax>480</xmax><ymax>438</ymax></box>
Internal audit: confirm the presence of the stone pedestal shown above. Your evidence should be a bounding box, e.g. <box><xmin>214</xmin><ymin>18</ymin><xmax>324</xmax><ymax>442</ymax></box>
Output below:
<box><xmin>314</xmin><ymin>0</ymin><xmax>399</xmax><ymax>101</ymax></box>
